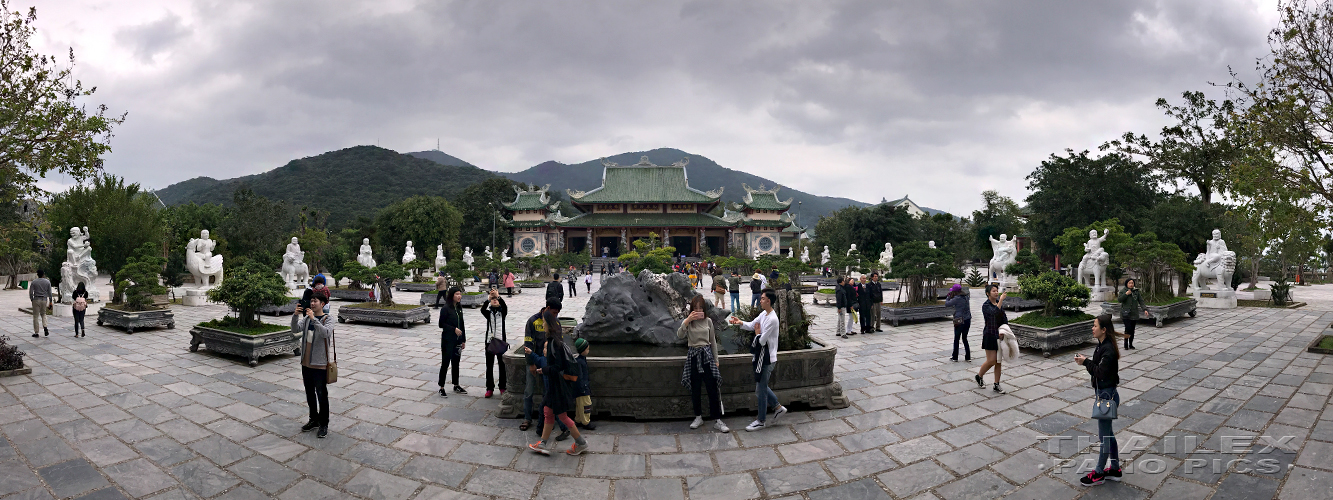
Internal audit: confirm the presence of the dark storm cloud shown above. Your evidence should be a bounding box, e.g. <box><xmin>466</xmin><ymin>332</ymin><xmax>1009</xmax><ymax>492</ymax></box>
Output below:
<box><xmin>42</xmin><ymin>0</ymin><xmax>1274</xmax><ymax>214</ymax></box>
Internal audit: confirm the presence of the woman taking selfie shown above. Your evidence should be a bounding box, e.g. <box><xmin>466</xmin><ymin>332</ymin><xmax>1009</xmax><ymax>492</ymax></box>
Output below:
<box><xmin>975</xmin><ymin>284</ymin><xmax>1007</xmax><ymax>393</ymax></box>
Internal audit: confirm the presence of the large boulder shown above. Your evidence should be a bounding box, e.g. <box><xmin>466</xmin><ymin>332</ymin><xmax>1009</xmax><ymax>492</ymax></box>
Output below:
<box><xmin>574</xmin><ymin>270</ymin><xmax>730</xmax><ymax>345</ymax></box>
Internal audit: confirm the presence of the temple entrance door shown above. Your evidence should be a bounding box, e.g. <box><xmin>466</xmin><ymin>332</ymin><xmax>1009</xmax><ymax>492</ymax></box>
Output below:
<box><xmin>705</xmin><ymin>236</ymin><xmax>724</xmax><ymax>256</ymax></box>
<box><xmin>596</xmin><ymin>237</ymin><xmax>620</xmax><ymax>257</ymax></box>
<box><xmin>669</xmin><ymin>236</ymin><xmax>695</xmax><ymax>257</ymax></box>
<box><xmin>568</xmin><ymin>237</ymin><xmax>587</xmax><ymax>255</ymax></box>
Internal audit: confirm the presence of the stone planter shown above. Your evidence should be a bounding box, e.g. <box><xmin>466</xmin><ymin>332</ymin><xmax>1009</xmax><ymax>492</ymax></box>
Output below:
<box><xmin>881</xmin><ymin>303</ymin><xmax>953</xmax><ymax>327</ymax></box>
<box><xmin>337</xmin><ymin>305</ymin><xmax>431</xmax><ymax>328</ymax></box>
<box><xmin>328</xmin><ymin>287</ymin><xmax>374</xmax><ymax>301</ymax></box>
<box><xmin>1001</xmin><ymin>297</ymin><xmax>1044</xmax><ymax>312</ymax></box>
<box><xmin>1250</xmin><ymin>289</ymin><xmax>1271</xmax><ymax>300</ymax></box>
<box><xmin>791</xmin><ymin>284</ymin><xmax>818</xmax><ymax>294</ymax></box>
<box><xmin>518</xmin><ymin>282</ymin><xmax>545</xmax><ymax>289</ymax></box>
<box><xmin>812</xmin><ymin>293</ymin><xmax>837</xmax><ymax>306</ymax></box>
<box><xmin>189</xmin><ymin>325</ymin><xmax>300</xmax><ymax>367</ymax></box>
<box><xmin>0</xmin><ymin>367</ymin><xmax>32</xmax><ymax>377</ymax></box>
<box><xmin>1101</xmin><ymin>299</ymin><xmax>1197</xmax><ymax>327</ymax></box>
<box><xmin>258</xmin><ymin>298</ymin><xmax>299</xmax><ymax>316</ymax></box>
<box><xmin>461</xmin><ymin>294</ymin><xmax>487</xmax><ymax>308</ymax></box>
<box><xmin>499</xmin><ymin>338</ymin><xmax>847</xmax><ymax>419</ymax></box>
<box><xmin>394</xmin><ymin>282</ymin><xmax>437</xmax><ymax>292</ymax></box>
<box><xmin>1308</xmin><ymin>335</ymin><xmax>1333</xmax><ymax>355</ymax></box>
<box><xmin>1010</xmin><ymin>319</ymin><xmax>1095</xmax><ymax>357</ymax></box>
<box><xmin>97</xmin><ymin>307</ymin><xmax>175</xmax><ymax>334</ymax></box>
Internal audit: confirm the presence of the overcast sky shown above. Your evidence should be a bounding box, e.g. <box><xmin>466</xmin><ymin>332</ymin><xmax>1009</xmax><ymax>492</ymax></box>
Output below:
<box><xmin>30</xmin><ymin>0</ymin><xmax>1278</xmax><ymax>216</ymax></box>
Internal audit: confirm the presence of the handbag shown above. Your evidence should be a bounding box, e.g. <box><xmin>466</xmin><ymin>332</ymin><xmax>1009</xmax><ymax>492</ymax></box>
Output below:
<box><xmin>324</xmin><ymin>324</ymin><xmax>338</xmax><ymax>384</ymax></box>
<box><xmin>953</xmin><ymin>316</ymin><xmax>964</xmax><ymax>326</ymax></box>
<box><xmin>484</xmin><ymin>312</ymin><xmax>510</xmax><ymax>356</ymax></box>
<box><xmin>1091</xmin><ymin>380</ymin><xmax>1116</xmax><ymax>419</ymax></box>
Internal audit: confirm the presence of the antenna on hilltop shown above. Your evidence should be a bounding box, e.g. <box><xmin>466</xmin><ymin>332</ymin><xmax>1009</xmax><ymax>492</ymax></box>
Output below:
<box><xmin>437</xmin><ymin>138</ymin><xmax>440</xmax><ymax>151</ymax></box>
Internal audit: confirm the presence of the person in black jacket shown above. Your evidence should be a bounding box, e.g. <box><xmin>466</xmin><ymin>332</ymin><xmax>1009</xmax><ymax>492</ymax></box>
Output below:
<box><xmin>841</xmin><ymin>278</ymin><xmax>859</xmax><ymax>337</ymax></box>
<box><xmin>547</xmin><ymin>273</ymin><xmax>564</xmax><ymax>305</ymax></box>
<box><xmin>481</xmin><ymin>290</ymin><xmax>508</xmax><ymax>398</ymax></box>
<box><xmin>868</xmin><ymin>273</ymin><xmax>884</xmax><ymax>332</ymax></box>
<box><xmin>437</xmin><ymin>287</ymin><xmax>467</xmax><ymax>397</ymax></box>
<box><xmin>1075</xmin><ymin>314</ymin><xmax>1122</xmax><ymax>485</ymax></box>
<box><xmin>749</xmin><ymin>273</ymin><xmax>763</xmax><ymax>308</ymax></box>
<box><xmin>522</xmin><ymin>300</ymin><xmax>568</xmax><ymax>438</ymax></box>
<box><xmin>857</xmin><ymin>276</ymin><xmax>875</xmax><ymax>334</ymax></box>
<box><xmin>526</xmin><ymin>308</ymin><xmax>589</xmax><ymax>456</ymax></box>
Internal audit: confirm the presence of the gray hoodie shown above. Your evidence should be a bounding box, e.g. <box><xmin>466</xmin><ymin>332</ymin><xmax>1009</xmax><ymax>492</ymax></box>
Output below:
<box><xmin>292</xmin><ymin>313</ymin><xmax>335</xmax><ymax>369</ymax></box>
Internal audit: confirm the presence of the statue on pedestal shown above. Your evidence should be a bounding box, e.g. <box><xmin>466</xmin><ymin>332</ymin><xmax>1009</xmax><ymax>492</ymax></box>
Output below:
<box><xmin>59</xmin><ymin>226</ymin><xmax>99</xmax><ymax>303</ymax></box>
<box><xmin>879</xmin><ymin>242</ymin><xmax>894</xmax><ymax>274</ymax></box>
<box><xmin>501</xmin><ymin>249</ymin><xmax>511</xmax><ymax>262</ymax></box>
<box><xmin>280</xmin><ymin>237</ymin><xmax>309</xmax><ymax>287</ymax></box>
<box><xmin>434</xmin><ymin>244</ymin><xmax>446</xmax><ymax>273</ymax></box>
<box><xmin>402</xmin><ymin>241</ymin><xmax>416</xmax><ymax>264</ymax></box>
<box><xmin>988</xmin><ymin>234</ymin><xmax>1017</xmax><ymax>281</ymax></box>
<box><xmin>357</xmin><ymin>238</ymin><xmax>376</xmax><ymax>268</ymax></box>
<box><xmin>820</xmin><ymin>246</ymin><xmax>830</xmax><ymax>265</ymax></box>
<box><xmin>1192</xmin><ymin>229</ymin><xmax>1237</xmax><ymax>291</ymax></box>
<box><xmin>1077</xmin><ymin>229</ymin><xmax>1110</xmax><ymax>288</ymax></box>
<box><xmin>800</xmin><ymin>246</ymin><xmax>809</xmax><ymax>264</ymax></box>
<box><xmin>463</xmin><ymin>247</ymin><xmax>475</xmax><ymax>269</ymax></box>
<box><xmin>186</xmin><ymin>230</ymin><xmax>225</xmax><ymax>289</ymax></box>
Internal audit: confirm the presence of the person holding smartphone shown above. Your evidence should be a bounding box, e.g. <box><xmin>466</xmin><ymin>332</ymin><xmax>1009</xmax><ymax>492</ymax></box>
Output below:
<box><xmin>481</xmin><ymin>289</ymin><xmax>508</xmax><ymax>398</ymax></box>
<box><xmin>975</xmin><ymin>284</ymin><xmax>1007</xmax><ymax>393</ymax></box>
<box><xmin>1117</xmin><ymin>279</ymin><xmax>1147</xmax><ymax>350</ymax></box>
<box><xmin>293</xmin><ymin>291</ymin><xmax>334</xmax><ymax>438</ymax></box>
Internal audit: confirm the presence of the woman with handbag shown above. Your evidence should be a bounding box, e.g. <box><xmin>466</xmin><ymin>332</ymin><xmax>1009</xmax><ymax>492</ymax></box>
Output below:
<box><xmin>1075</xmin><ymin>314</ymin><xmax>1122</xmax><ymax>485</ymax></box>
<box><xmin>944</xmin><ymin>284</ymin><xmax>970</xmax><ymax>361</ymax></box>
<box><xmin>294</xmin><ymin>291</ymin><xmax>335</xmax><ymax>438</ymax></box>
<box><xmin>481</xmin><ymin>289</ymin><xmax>508</xmax><ymax>398</ymax></box>
<box><xmin>729</xmin><ymin>289</ymin><xmax>787</xmax><ymax>432</ymax></box>
<box><xmin>438</xmin><ymin>287</ymin><xmax>467</xmax><ymax>397</ymax></box>
<box><xmin>526</xmin><ymin>309</ymin><xmax>589</xmax><ymax>456</ymax></box>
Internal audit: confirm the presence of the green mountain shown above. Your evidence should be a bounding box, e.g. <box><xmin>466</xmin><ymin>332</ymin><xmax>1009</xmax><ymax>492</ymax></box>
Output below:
<box><xmin>478</xmin><ymin>148</ymin><xmax>873</xmax><ymax>226</ymax></box>
<box><xmin>407</xmin><ymin>149</ymin><xmax>476</xmax><ymax>168</ymax></box>
<box><xmin>155</xmin><ymin>146</ymin><xmax>497</xmax><ymax>227</ymax></box>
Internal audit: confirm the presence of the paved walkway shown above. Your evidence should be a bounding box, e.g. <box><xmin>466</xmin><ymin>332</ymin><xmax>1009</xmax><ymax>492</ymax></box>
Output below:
<box><xmin>0</xmin><ymin>276</ymin><xmax>1331</xmax><ymax>499</ymax></box>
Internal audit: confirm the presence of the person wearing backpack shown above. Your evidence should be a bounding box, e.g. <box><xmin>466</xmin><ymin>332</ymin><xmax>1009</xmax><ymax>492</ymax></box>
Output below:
<box><xmin>480</xmin><ymin>289</ymin><xmax>508</xmax><ymax>399</ymax></box>
<box><xmin>294</xmin><ymin>291</ymin><xmax>335</xmax><ymax>438</ymax></box>
<box><xmin>71</xmin><ymin>282</ymin><xmax>89</xmax><ymax>338</ymax></box>
<box><xmin>526</xmin><ymin>309</ymin><xmax>589</xmax><ymax>456</ymax></box>
<box><xmin>729</xmin><ymin>289</ymin><xmax>787</xmax><ymax>431</ymax></box>
<box><xmin>547</xmin><ymin>274</ymin><xmax>564</xmax><ymax>304</ymax></box>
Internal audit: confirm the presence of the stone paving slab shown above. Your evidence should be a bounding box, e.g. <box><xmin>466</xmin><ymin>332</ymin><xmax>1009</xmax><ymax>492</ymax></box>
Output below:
<box><xmin>2</xmin><ymin>278</ymin><xmax>1333</xmax><ymax>498</ymax></box>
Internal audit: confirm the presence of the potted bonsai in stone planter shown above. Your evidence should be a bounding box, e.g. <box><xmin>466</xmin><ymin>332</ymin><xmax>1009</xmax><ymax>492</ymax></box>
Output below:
<box><xmin>338</xmin><ymin>261</ymin><xmax>431</xmax><ymax>328</ymax></box>
<box><xmin>882</xmin><ymin>241</ymin><xmax>961</xmax><ymax>326</ymax></box>
<box><xmin>98</xmin><ymin>243</ymin><xmax>174</xmax><ymax>333</ymax></box>
<box><xmin>1100</xmin><ymin>232</ymin><xmax>1196</xmax><ymax>327</ymax></box>
<box><xmin>396</xmin><ymin>259</ymin><xmax>438</xmax><ymax>291</ymax></box>
<box><xmin>999</xmin><ymin>249</ymin><xmax>1048</xmax><ymax>311</ymax></box>
<box><xmin>1008</xmin><ymin>271</ymin><xmax>1094</xmax><ymax>356</ymax></box>
<box><xmin>330</xmin><ymin>261</ymin><xmax>377</xmax><ymax>301</ymax></box>
<box><xmin>191</xmin><ymin>260</ymin><xmax>298</xmax><ymax>366</ymax></box>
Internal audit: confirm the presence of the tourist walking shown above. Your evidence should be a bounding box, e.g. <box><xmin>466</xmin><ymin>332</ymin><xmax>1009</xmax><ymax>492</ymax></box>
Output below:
<box><xmin>481</xmin><ymin>290</ymin><xmax>507</xmax><ymax>398</ymax></box>
<box><xmin>438</xmin><ymin>287</ymin><xmax>468</xmax><ymax>396</ymax></box>
<box><xmin>1077</xmin><ymin>314</ymin><xmax>1123</xmax><ymax>485</ymax></box>
<box><xmin>858</xmin><ymin>276</ymin><xmax>875</xmax><ymax>334</ymax></box>
<box><xmin>728</xmin><ymin>271</ymin><xmax>741</xmax><ymax>311</ymax></box>
<box><xmin>522</xmin><ymin>300</ymin><xmax>568</xmax><ymax>439</ymax></box>
<box><xmin>567</xmin><ymin>271</ymin><xmax>578</xmax><ymax>297</ymax></box>
<box><xmin>841</xmin><ymin>277</ymin><xmax>859</xmax><ymax>337</ymax></box>
<box><xmin>945</xmin><ymin>284</ymin><xmax>971</xmax><ymax>361</ymax></box>
<box><xmin>71</xmin><ymin>282</ymin><xmax>89</xmax><ymax>338</ymax></box>
<box><xmin>547</xmin><ymin>274</ymin><xmax>564</xmax><ymax>305</ymax></box>
<box><xmin>868</xmin><ymin>273</ymin><xmax>884</xmax><ymax>332</ymax></box>
<box><xmin>504</xmin><ymin>270</ymin><xmax>516</xmax><ymax>297</ymax></box>
<box><xmin>1117</xmin><ymin>279</ymin><xmax>1147</xmax><ymax>350</ymax></box>
<box><xmin>29</xmin><ymin>270</ymin><xmax>51</xmax><ymax>338</ymax></box>
<box><xmin>835</xmin><ymin>277</ymin><xmax>851</xmax><ymax>339</ymax></box>
<box><xmin>294</xmin><ymin>291</ymin><xmax>334</xmax><ymax>438</ymax></box>
<box><xmin>976</xmin><ymin>285</ymin><xmax>1007</xmax><ymax>393</ymax></box>
<box><xmin>584</xmin><ymin>273</ymin><xmax>592</xmax><ymax>293</ymax></box>
<box><xmin>750</xmin><ymin>272</ymin><xmax>763</xmax><ymax>308</ymax></box>
<box><xmin>712</xmin><ymin>274</ymin><xmax>727</xmax><ymax>308</ymax></box>
<box><xmin>526</xmin><ymin>309</ymin><xmax>589</xmax><ymax>456</ymax></box>
<box><xmin>678</xmin><ymin>296</ymin><xmax>729</xmax><ymax>433</ymax></box>
<box><xmin>434</xmin><ymin>272</ymin><xmax>448</xmax><ymax>306</ymax></box>
<box><xmin>729</xmin><ymin>289</ymin><xmax>787</xmax><ymax>431</ymax></box>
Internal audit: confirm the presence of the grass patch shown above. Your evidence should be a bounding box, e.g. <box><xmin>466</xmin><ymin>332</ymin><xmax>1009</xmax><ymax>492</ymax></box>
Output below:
<box><xmin>343</xmin><ymin>302</ymin><xmax>424</xmax><ymax>310</ymax></box>
<box><xmin>1318</xmin><ymin>336</ymin><xmax>1333</xmax><ymax>350</ymax></box>
<box><xmin>1146</xmin><ymin>296</ymin><xmax>1192</xmax><ymax>306</ymax></box>
<box><xmin>1238</xmin><ymin>299</ymin><xmax>1305</xmax><ymax>308</ymax></box>
<box><xmin>197</xmin><ymin>317</ymin><xmax>290</xmax><ymax>335</ymax></box>
<box><xmin>817</xmin><ymin>289</ymin><xmax>835</xmax><ymax>294</ymax></box>
<box><xmin>1010</xmin><ymin>312</ymin><xmax>1096</xmax><ymax>329</ymax></box>
<box><xmin>883</xmin><ymin>300</ymin><xmax>945</xmax><ymax>308</ymax></box>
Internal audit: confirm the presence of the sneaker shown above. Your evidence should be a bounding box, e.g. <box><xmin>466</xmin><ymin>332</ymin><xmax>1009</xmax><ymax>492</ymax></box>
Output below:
<box><xmin>690</xmin><ymin>416</ymin><xmax>704</xmax><ymax>429</ymax></box>
<box><xmin>745</xmin><ymin>420</ymin><xmax>766</xmax><ymax>432</ymax></box>
<box><xmin>1079</xmin><ymin>470</ymin><xmax>1106</xmax><ymax>486</ymax></box>
<box><xmin>301</xmin><ymin>420</ymin><xmax>320</xmax><ymax>432</ymax></box>
<box><xmin>528</xmin><ymin>441</ymin><xmax>551</xmax><ymax>455</ymax></box>
<box><xmin>1103</xmin><ymin>466</ymin><xmax>1123</xmax><ymax>481</ymax></box>
<box><xmin>454</xmin><ymin>386</ymin><xmax>468</xmax><ymax>394</ymax></box>
<box><xmin>975</xmin><ymin>375</ymin><xmax>984</xmax><ymax>388</ymax></box>
<box><xmin>565</xmin><ymin>442</ymin><xmax>588</xmax><ymax>456</ymax></box>
<box><xmin>950</xmin><ymin>357</ymin><xmax>958</xmax><ymax>362</ymax></box>
<box><xmin>840</xmin><ymin>334</ymin><xmax>848</xmax><ymax>339</ymax></box>
<box><xmin>771</xmin><ymin>406</ymin><xmax>788</xmax><ymax>425</ymax></box>
<box><xmin>993</xmin><ymin>383</ymin><xmax>1006</xmax><ymax>394</ymax></box>
<box><xmin>439</xmin><ymin>387</ymin><xmax>448</xmax><ymax>397</ymax></box>
<box><xmin>485</xmin><ymin>390</ymin><xmax>493</xmax><ymax>398</ymax></box>
<box><xmin>556</xmin><ymin>429</ymin><xmax>570</xmax><ymax>442</ymax></box>
<box><xmin>714</xmin><ymin>420</ymin><xmax>730</xmax><ymax>433</ymax></box>
<box><xmin>316</xmin><ymin>426</ymin><xmax>328</xmax><ymax>438</ymax></box>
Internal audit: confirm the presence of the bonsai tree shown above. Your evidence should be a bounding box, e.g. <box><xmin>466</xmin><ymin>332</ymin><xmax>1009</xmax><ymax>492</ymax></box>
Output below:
<box><xmin>1004</xmin><ymin>249</ymin><xmax>1046</xmax><ymax>278</ymax></box>
<box><xmin>618</xmin><ymin>233</ymin><xmax>674</xmax><ymax>274</ymax></box>
<box><xmin>886</xmin><ymin>241</ymin><xmax>963</xmax><ymax>305</ymax></box>
<box><xmin>1115</xmin><ymin>232</ymin><xmax>1191</xmax><ymax>303</ymax></box>
<box><xmin>1016</xmin><ymin>271</ymin><xmax>1091</xmax><ymax>318</ymax></box>
<box><xmin>404</xmin><ymin>258</ymin><xmax>432</xmax><ymax>281</ymax></box>
<box><xmin>334</xmin><ymin>261</ymin><xmax>376</xmax><ymax>289</ymax></box>
<box><xmin>964</xmin><ymin>267</ymin><xmax>988</xmax><ymax>287</ymax></box>
<box><xmin>0</xmin><ymin>335</ymin><xmax>24</xmax><ymax>371</ymax></box>
<box><xmin>112</xmin><ymin>243</ymin><xmax>168</xmax><ymax>311</ymax></box>
<box><xmin>441</xmin><ymin>259</ymin><xmax>474</xmax><ymax>289</ymax></box>
<box><xmin>371</xmin><ymin>261</ymin><xmax>406</xmax><ymax>306</ymax></box>
<box><xmin>206</xmin><ymin>260</ymin><xmax>290</xmax><ymax>328</ymax></box>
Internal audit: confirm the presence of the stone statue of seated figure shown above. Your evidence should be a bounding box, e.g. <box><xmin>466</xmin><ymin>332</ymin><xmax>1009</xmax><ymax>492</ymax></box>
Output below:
<box><xmin>1192</xmin><ymin>229</ymin><xmax>1237</xmax><ymax>292</ymax></box>
<box><xmin>187</xmin><ymin>230</ymin><xmax>225</xmax><ymax>288</ymax></box>
<box><xmin>1077</xmin><ymin>229</ymin><xmax>1110</xmax><ymax>288</ymax></box>
<box><xmin>281</xmin><ymin>237</ymin><xmax>309</xmax><ymax>286</ymax></box>
<box><xmin>357</xmin><ymin>238</ymin><xmax>376</xmax><ymax>268</ymax></box>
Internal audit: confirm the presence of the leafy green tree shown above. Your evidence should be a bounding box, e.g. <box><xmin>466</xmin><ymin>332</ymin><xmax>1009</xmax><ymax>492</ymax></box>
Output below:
<box><xmin>0</xmin><ymin>220</ymin><xmax>39</xmax><ymax>288</ymax></box>
<box><xmin>1004</xmin><ymin>249</ymin><xmax>1046</xmax><ymax>278</ymax></box>
<box><xmin>0</xmin><ymin>0</ymin><xmax>124</xmax><ymax>205</ymax></box>
<box><xmin>814</xmin><ymin>204</ymin><xmax>918</xmax><ymax>260</ymax></box>
<box><xmin>45</xmin><ymin>175</ymin><xmax>164</xmax><ymax>285</ymax></box>
<box><xmin>111</xmin><ymin>243</ymin><xmax>167</xmax><ymax>311</ymax></box>
<box><xmin>206</xmin><ymin>260</ymin><xmax>290</xmax><ymax>328</ymax></box>
<box><xmin>1051</xmin><ymin>218</ymin><xmax>1134</xmax><ymax>282</ymax></box>
<box><xmin>219</xmin><ymin>187</ymin><xmax>291</xmax><ymax>268</ymax></box>
<box><xmin>455</xmin><ymin>178</ymin><xmax>521</xmax><ymax>254</ymax></box>
<box><xmin>1115</xmin><ymin>232</ymin><xmax>1192</xmax><ymax>301</ymax></box>
<box><xmin>618</xmin><ymin>233</ymin><xmax>674</xmax><ymax>274</ymax></box>
<box><xmin>919</xmin><ymin>212</ymin><xmax>975</xmax><ymax>267</ymax></box>
<box><xmin>886</xmin><ymin>241</ymin><xmax>963</xmax><ymax>305</ymax></box>
<box><xmin>1016</xmin><ymin>271</ymin><xmax>1091</xmax><ymax>317</ymax></box>
<box><xmin>374</xmin><ymin>195</ymin><xmax>462</xmax><ymax>263</ymax></box>
<box><xmin>972</xmin><ymin>190</ymin><xmax>1025</xmax><ymax>260</ymax></box>
<box><xmin>1025</xmin><ymin>150</ymin><xmax>1162</xmax><ymax>252</ymax></box>
<box><xmin>1106</xmin><ymin>91</ymin><xmax>1238</xmax><ymax>204</ymax></box>
<box><xmin>370</xmin><ymin>261</ymin><xmax>406</xmax><ymax>306</ymax></box>
<box><xmin>334</xmin><ymin>261</ymin><xmax>376</xmax><ymax>290</ymax></box>
<box><xmin>404</xmin><ymin>259</ymin><xmax>433</xmax><ymax>281</ymax></box>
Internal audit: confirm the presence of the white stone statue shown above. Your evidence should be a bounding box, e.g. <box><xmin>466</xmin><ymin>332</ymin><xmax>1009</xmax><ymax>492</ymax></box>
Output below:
<box><xmin>280</xmin><ymin>237</ymin><xmax>310</xmax><ymax>287</ymax></box>
<box><xmin>820</xmin><ymin>246</ymin><xmax>830</xmax><ymax>265</ymax></box>
<box><xmin>357</xmin><ymin>238</ymin><xmax>376</xmax><ymax>268</ymax></box>
<box><xmin>1192</xmin><ymin>229</ymin><xmax>1237</xmax><ymax>292</ymax></box>
<box><xmin>402</xmin><ymin>241</ymin><xmax>417</xmax><ymax>264</ymax></box>
<box><xmin>434</xmin><ymin>244</ymin><xmax>447</xmax><ymax>273</ymax></box>
<box><xmin>928</xmin><ymin>241</ymin><xmax>937</xmax><ymax>249</ymax></box>
<box><xmin>1076</xmin><ymin>229</ymin><xmax>1111</xmax><ymax>288</ymax></box>
<box><xmin>988</xmin><ymin>234</ymin><xmax>1018</xmax><ymax>281</ymax></box>
<box><xmin>846</xmin><ymin>244</ymin><xmax>858</xmax><ymax>257</ymax></box>
<box><xmin>800</xmin><ymin>246</ymin><xmax>810</xmax><ymax>264</ymax></box>
<box><xmin>879</xmin><ymin>242</ymin><xmax>894</xmax><ymax>274</ymax></box>
<box><xmin>186</xmin><ymin>230</ymin><xmax>225</xmax><ymax>289</ymax></box>
<box><xmin>59</xmin><ymin>226</ymin><xmax>100</xmax><ymax>303</ymax></box>
<box><xmin>463</xmin><ymin>247</ymin><xmax>475</xmax><ymax>269</ymax></box>
<box><xmin>501</xmin><ymin>249</ymin><xmax>511</xmax><ymax>262</ymax></box>
<box><xmin>484</xmin><ymin>246</ymin><xmax>493</xmax><ymax>261</ymax></box>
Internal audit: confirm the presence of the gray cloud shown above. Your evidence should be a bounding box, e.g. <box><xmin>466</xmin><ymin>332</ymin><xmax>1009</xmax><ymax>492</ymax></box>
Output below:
<box><xmin>38</xmin><ymin>0</ymin><xmax>1276</xmax><ymax>215</ymax></box>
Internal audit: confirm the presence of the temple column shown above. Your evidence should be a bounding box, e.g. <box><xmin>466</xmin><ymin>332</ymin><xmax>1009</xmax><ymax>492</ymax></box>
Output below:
<box><xmin>587</xmin><ymin>228</ymin><xmax>593</xmax><ymax>257</ymax></box>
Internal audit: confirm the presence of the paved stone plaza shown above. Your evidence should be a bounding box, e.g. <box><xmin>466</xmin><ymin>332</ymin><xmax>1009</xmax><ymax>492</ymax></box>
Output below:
<box><xmin>2</xmin><ymin>276</ymin><xmax>1333</xmax><ymax>499</ymax></box>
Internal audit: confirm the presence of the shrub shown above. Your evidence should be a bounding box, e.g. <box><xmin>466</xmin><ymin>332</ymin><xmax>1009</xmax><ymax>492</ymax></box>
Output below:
<box><xmin>886</xmin><ymin>241</ymin><xmax>963</xmax><ymax>305</ymax></box>
<box><xmin>965</xmin><ymin>267</ymin><xmax>987</xmax><ymax>287</ymax></box>
<box><xmin>334</xmin><ymin>261</ymin><xmax>376</xmax><ymax>289</ymax></box>
<box><xmin>207</xmin><ymin>260</ymin><xmax>291</xmax><ymax>328</ymax></box>
<box><xmin>1016</xmin><ymin>271</ymin><xmax>1090</xmax><ymax>317</ymax></box>
<box><xmin>0</xmin><ymin>335</ymin><xmax>25</xmax><ymax>370</ymax></box>
<box><xmin>112</xmin><ymin>243</ymin><xmax>168</xmax><ymax>311</ymax></box>
<box><xmin>1004</xmin><ymin>249</ymin><xmax>1045</xmax><ymax>278</ymax></box>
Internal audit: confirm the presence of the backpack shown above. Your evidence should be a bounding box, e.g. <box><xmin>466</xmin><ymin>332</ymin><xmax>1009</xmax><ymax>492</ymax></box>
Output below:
<box><xmin>73</xmin><ymin>296</ymin><xmax>87</xmax><ymax>311</ymax></box>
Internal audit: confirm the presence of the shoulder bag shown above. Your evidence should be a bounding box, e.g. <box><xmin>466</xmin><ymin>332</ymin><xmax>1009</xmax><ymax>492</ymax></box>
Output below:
<box><xmin>485</xmin><ymin>312</ymin><xmax>510</xmax><ymax>356</ymax></box>
<box><xmin>1091</xmin><ymin>374</ymin><xmax>1115</xmax><ymax>420</ymax></box>
<box><xmin>324</xmin><ymin>319</ymin><xmax>338</xmax><ymax>384</ymax></box>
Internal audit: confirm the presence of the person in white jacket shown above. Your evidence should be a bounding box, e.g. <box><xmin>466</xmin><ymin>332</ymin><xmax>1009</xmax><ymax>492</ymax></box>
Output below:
<box><xmin>729</xmin><ymin>289</ymin><xmax>788</xmax><ymax>431</ymax></box>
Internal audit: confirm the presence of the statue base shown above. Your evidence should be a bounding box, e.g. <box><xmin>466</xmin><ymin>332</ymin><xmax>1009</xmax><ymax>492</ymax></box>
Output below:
<box><xmin>183</xmin><ymin>289</ymin><xmax>211</xmax><ymax>307</ymax></box>
<box><xmin>53</xmin><ymin>303</ymin><xmax>73</xmax><ymax>317</ymax></box>
<box><xmin>990</xmin><ymin>280</ymin><xmax>1018</xmax><ymax>292</ymax></box>
<box><xmin>1193</xmin><ymin>288</ymin><xmax>1236</xmax><ymax>309</ymax></box>
<box><xmin>1089</xmin><ymin>285</ymin><xmax>1115</xmax><ymax>302</ymax></box>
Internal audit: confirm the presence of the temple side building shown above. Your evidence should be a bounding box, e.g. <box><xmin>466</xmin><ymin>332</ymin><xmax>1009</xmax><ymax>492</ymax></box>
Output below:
<box><xmin>501</xmin><ymin>156</ymin><xmax>804</xmax><ymax>258</ymax></box>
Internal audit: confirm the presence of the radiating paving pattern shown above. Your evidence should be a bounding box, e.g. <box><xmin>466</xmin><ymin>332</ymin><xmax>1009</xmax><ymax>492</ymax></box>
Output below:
<box><xmin>0</xmin><ymin>277</ymin><xmax>1331</xmax><ymax>499</ymax></box>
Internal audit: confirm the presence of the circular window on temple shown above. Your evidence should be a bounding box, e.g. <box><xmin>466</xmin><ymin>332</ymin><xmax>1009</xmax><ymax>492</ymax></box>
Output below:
<box><xmin>520</xmin><ymin>237</ymin><xmax>536</xmax><ymax>253</ymax></box>
<box><xmin>757</xmin><ymin>236</ymin><xmax>774</xmax><ymax>252</ymax></box>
